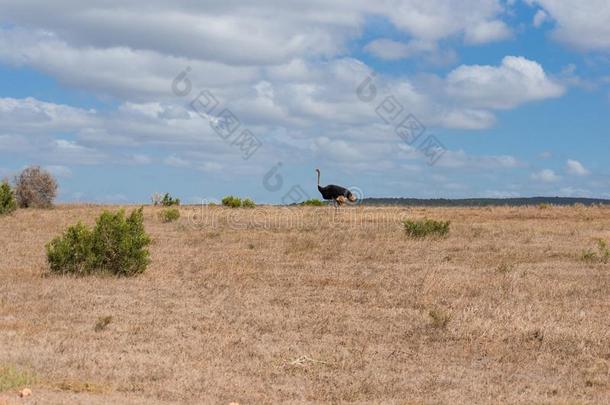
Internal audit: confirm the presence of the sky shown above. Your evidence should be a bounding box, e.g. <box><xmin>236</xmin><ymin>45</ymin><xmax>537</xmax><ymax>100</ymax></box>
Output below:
<box><xmin>0</xmin><ymin>0</ymin><xmax>609</xmax><ymax>204</ymax></box>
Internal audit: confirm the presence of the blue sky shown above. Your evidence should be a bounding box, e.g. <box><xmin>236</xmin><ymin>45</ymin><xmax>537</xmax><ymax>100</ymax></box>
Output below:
<box><xmin>1</xmin><ymin>0</ymin><xmax>609</xmax><ymax>203</ymax></box>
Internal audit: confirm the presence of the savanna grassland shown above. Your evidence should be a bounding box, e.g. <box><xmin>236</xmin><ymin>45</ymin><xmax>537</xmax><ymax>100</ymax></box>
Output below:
<box><xmin>0</xmin><ymin>204</ymin><xmax>609</xmax><ymax>404</ymax></box>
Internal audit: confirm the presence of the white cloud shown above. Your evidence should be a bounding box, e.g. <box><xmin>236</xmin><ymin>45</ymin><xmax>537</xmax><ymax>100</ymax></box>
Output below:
<box><xmin>437</xmin><ymin>150</ymin><xmax>523</xmax><ymax>169</ymax></box>
<box><xmin>199</xmin><ymin>162</ymin><xmax>223</xmax><ymax>173</ymax></box>
<box><xmin>0</xmin><ymin>29</ymin><xmax>260</xmax><ymax>101</ymax></box>
<box><xmin>559</xmin><ymin>186</ymin><xmax>592</xmax><ymax>197</ymax></box>
<box><xmin>128</xmin><ymin>154</ymin><xmax>152</xmax><ymax>165</ymax></box>
<box><xmin>531</xmin><ymin>169</ymin><xmax>561</xmax><ymax>183</ymax></box>
<box><xmin>164</xmin><ymin>155</ymin><xmax>190</xmax><ymax>168</ymax></box>
<box><xmin>446</xmin><ymin>56</ymin><xmax>565</xmax><ymax>109</ymax></box>
<box><xmin>0</xmin><ymin>52</ymin><xmax>562</xmax><ymax>170</ymax></box>
<box><xmin>533</xmin><ymin>9</ymin><xmax>549</xmax><ymax>28</ymax></box>
<box><xmin>464</xmin><ymin>20</ymin><xmax>512</xmax><ymax>44</ymax></box>
<box><xmin>380</xmin><ymin>0</ymin><xmax>510</xmax><ymax>43</ymax></box>
<box><xmin>438</xmin><ymin>109</ymin><xmax>496</xmax><ymax>129</ymax></box>
<box><xmin>0</xmin><ymin>2</ymin><xmax>579</xmax><ymax>200</ymax></box>
<box><xmin>0</xmin><ymin>96</ymin><xmax>96</xmax><ymax>133</ymax></box>
<box><xmin>527</xmin><ymin>1</ymin><xmax>610</xmax><ymax>51</ymax></box>
<box><xmin>566</xmin><ymin>159</ymin><xmax>590</xmax><ymax>176</ymax></box>
<box><xmin>364</xmin><ymin>38</ymin><xmax>436</xmax><ymax>60</ymax></box>
<box><xmin>0</xmin><ymin>1</ymin><xmax>512</xmax><ymax>66</ymax></box>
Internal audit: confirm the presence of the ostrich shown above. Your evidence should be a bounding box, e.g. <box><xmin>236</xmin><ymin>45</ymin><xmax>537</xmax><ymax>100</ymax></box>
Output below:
<box><xmin>315</xmin><ymin>168</ymin><xmax>356</xmax><ymax>208</ymax></box>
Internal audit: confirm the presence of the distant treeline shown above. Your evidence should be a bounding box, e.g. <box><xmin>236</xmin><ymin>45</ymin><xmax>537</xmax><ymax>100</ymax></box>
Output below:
<box><xmin>360</xmin><ymin>197</ymin><xmax>610</xmax><ymax>207</ymax></box>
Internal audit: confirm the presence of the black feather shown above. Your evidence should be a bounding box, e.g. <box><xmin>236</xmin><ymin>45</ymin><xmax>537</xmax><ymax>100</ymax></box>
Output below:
<box><xmin>318</xmin><ymin>184</ymin><xmax>351</xmax><ymax>200</ymax></box>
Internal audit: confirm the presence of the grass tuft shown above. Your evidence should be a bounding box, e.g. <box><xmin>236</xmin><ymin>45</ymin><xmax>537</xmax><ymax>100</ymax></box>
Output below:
<box><xmin>403</xmin><ymin>218</ymin><xmax>450</xmax><ymax>238</ymax></box>
<box><xmin>159</xmin><ymin>207</ymin><xmax>180</xmax><ymax>223</ymax></box>
<box><xmin>428</xmin><ymin>308</ymin><xmax>451</xmax><ymax>329</ymax></box>
<box><xmin>581</xmin><ymin>239</ymin><xmax>610</xmax><ymax>264</ymax></box>
<box><xmin>0</xmin><ymin>364</ymin><xmax>36</xmax><ymax>392</ymax></box>
<box><xmin>94</xmin><ymin>315</ymin><xmax>113</xmax><ymax>332</ymax></box>
<box><xmin>496</xmin><ymin>263</ymin><xmax>514</xmax><ymax>274</ymax></box>
<box><xmin>301</xmin><ymin>199</ymin><xmax>325</xmax><ymax>206</ymax></box>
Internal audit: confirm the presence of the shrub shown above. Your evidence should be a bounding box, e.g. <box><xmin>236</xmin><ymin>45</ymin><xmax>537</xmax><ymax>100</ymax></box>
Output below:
<box><xmin>221</xmin><ymin>196</ymin><xmax>255</xmax><ymax>208</ymax></box>
<box><xmin>46</xmin><ymin>222</ymin><xmax>95</xmax><ymax>275</ymax></box>
<box><xmin>161</xmin><ymin>192</ymin><xmax>180</xmax><ymax>206</ymax></box>
<box><xmin>0</xmin><ymin>181</ymin><xmax>17</xmax><ymax>215</ymax></box>
<box><xmin>46</xmin><ymin>207</ymin><xmax>151</xmax><ymax>276</ymax></box>
<box><xmin>581</xmin><ymin>239</ymin><xmax>610</xmax><ymax>264</ymax></box>
<box><xmin>222</xmin><ymin>195</ymin><xmax>242</xmax><ymax>208</ymax></box>
<box><xmin>91</xmin><ymin>208</ymin><xmax>151</xmax><ymax>276</ymax></box>
<box><xmin>301</xmin><ymin>198</ymin><xmax>324</xmax><ymax>206</ymax></box>
<box><xmin>14</xmin><ymin>166</ymin><xmax>58</xmax><ymax>208</ymax></box>
<box><xmin>403</xmin><ymin>218</ymin><xmax>450</xmax><ymax>238</ymax></box>
<box><xmin>159</xmin><ymin>207</ymin><xmax>180</xmax><ymax>222</ymax></box>
<box><xmin>242</xmin><ymin>198</ymin><xmax>256</xmax><ymax>208</ymax></box>
<box><xmin>428</xmin><ymin>308</ymin><xmax>451</xmax><ymax>329</ymax></box>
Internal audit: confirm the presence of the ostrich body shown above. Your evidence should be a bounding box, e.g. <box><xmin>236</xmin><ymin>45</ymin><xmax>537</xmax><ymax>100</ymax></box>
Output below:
<box><xmin>316</xmin><ymin>168</ymin><xmax>356</xmax><ymax>207</ymax></box>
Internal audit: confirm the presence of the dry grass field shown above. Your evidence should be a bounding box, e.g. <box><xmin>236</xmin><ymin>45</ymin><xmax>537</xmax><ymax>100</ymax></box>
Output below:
<box><xmin>1</xmin><ymin>204</ymin><xmax>609</xmax><ymax>404</ymax></box>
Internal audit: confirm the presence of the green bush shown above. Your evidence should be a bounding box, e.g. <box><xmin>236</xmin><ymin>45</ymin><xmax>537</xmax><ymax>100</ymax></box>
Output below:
<box><xmin>46</xmin><ymin>207</ymin><xmax>151</xmax><ymax>276</ymax></box>
<box><xmin>161</xmin><ymin>193</ymin><xmax>180</xmax><ymax>206</ymax></box>
<box><xmin>159</xmin><ymin>207</ymin><xmax>180</xmax><ymax>222</ymax></box>
<box><xmin>0</xmin><ymin>181</ymin><xmax>17</xmax><ymax>215</ymax></box>
<box><xmin>221</xmin><ymin>196</ymin><xmax>256</xmax><ymax>208</ymax></box>
<box><xmin>91</xmin><ymin>208</ymin><xmax>151</xmax><ymax>276</ymax></box>
<box><xmin>242</xmin><ymin>198</ymin><xmax>256</xmax><ymax>208</ymax></box>
<box><xmin>403</xmin><ymin>218</ymin><xmax>450</xmax><ymax>238</ymax></box>
<box><xmin>46</xmin><ymin>222</ymin><xmax>95</xmax><ymax>275</ymax></box>
<box><xmin>301</xmin><ymin>198</ymin><xmax>324</xmax><ymax>206</ymax></box>
<box><xmin>222</xmin><ymin>195</ymin><xmax>242</xmax><ymax>208</ymax></box>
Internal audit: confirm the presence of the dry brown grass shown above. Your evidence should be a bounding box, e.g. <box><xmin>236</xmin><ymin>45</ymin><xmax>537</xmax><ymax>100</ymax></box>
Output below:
<box><xmin>0</xmin><ymin>204</ymin><xmax>609</xmax><ymax>404</ymax></box>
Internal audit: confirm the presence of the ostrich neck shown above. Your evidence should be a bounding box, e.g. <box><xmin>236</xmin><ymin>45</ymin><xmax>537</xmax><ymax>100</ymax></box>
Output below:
<box><xmin>317</xmin><ymin>171</ymin><xmax>320</xmax><ymax>186</ymax></box>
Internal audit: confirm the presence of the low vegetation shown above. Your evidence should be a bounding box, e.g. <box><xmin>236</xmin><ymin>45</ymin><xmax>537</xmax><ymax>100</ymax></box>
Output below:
<box><xmin>496</xmin><ymin>263</ymin><xmax>515</xmax><ymax>274</ymax></box>
<box><xmin>241</xmin><ymin>198</ymin><xmax>256</xmax><ymax>208</ymax></box>
<box><xmin>151</xmin><ymin>192</ymin><xmax>180</xmax><ymax>206</ymax></box>
<box><xmin>2</xmin><ymin>205</ymin><xmax>609</xmax><ymax>403</ymax></box>
<box><xmin>0</xmin><ymin>364</ymin><xmax>35</xmax><ymax>392</ymax></box>
<box><xmin>301</xmin><ymin>198</ymin><xmax>325</xmax><ymax>206</ymax></box>
<box><xmin>14</xmin><ymin>166</ymin><xmax>58</xmax><ymax>208</ymax></box>
<box><xmin>0</xmin><ymin>180</ymin><xmax>17</xmax><ymax>215</ymax></box>
<box><xmin>222</xmin><ymin>195</ymin><xmax>242</xmax><ymax>208</ymax></box>
<box><xmin>581</xmin><ymin>239</ymin><xmax>610</xmax><ymax>264</ymax></box>
<box><xmin>46</xmin><ymin>207</ymin><xmax>150</xmax><ymax>276</ymax></box>
<box><xmin>159</xmin><ymin>207</ymin><xmax>180</xmax><ymax>222</ymax></box>
<box><xmin>428</xmin><ymin>308</ymin><xmax>452</xmax><ymax>329</ymax></box>
<box><xmin>222</xmin><ymin>195</ymin><xmax>256</xmax><ymax>208</ymax></box>
<box><xmin>94</xmin><ymin>316</ymin><xmax>113</xmax><ymax>332</ymax></box>
<box><xmin>160</xmin><ymin>192</ymin><xmax>180</xmax><ymax>206</ymax></box>
<box><xmin>403</xmin><ymin>218</ymin><xmax>450</xmax><ymax>238</ymax></box>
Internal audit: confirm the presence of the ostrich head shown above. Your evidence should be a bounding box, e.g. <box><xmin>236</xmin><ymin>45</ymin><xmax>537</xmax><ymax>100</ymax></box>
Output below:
<box><xmin>346</xmin><ymin>190</ymin><xmax>357</xmax><ymax>202</ymax></box>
